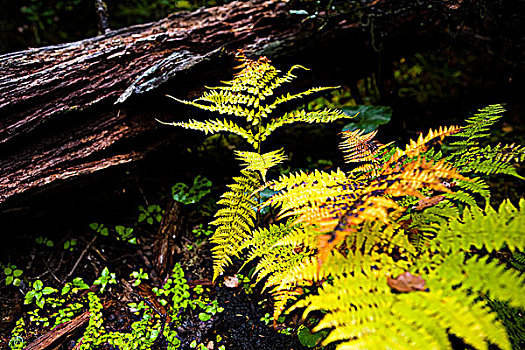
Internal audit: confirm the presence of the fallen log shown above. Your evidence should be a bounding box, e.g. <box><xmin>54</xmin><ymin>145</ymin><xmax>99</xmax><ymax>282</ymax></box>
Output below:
<box><xmin>0</xmin><ymin>0</ymin><xmax>362</xmax><ymax>206</ymax></box>
<box><xmin>0</xmin><ymin>0</ymin><xmax>518</xmax><ymax>208</ymax></box>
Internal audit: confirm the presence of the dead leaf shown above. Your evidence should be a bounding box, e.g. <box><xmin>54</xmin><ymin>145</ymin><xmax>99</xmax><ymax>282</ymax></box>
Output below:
<box><xmin>224</xmin><ymin>275</ymin><xmax>239</xmax><ymax>288</ymax></box>
<box><xmin>387</xmin><ymin>272</ymin><xmax>427</xmax><ymax>293</ymax></box>
<box><xmin>413</xmin><ymin>195</ymin><xmax>445</xmax><ymax>210</ymax></box>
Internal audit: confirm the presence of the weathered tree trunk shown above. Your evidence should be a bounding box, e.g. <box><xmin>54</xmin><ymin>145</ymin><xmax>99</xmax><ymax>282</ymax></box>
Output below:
<box><xmin>0</xmin><ymin>0</ymin><xmax>519</xmax><ymax>207</ymax></box>
<box><xmin>0</xmin><ymin>0</ymin><xmax>358</xmax><ymax>205</ymax></box>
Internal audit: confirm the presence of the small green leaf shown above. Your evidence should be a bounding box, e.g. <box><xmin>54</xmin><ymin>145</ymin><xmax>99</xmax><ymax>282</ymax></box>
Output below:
<box><xmin>13</xmin><ymin>278</ymin><xmax>21</xmax><ymax>287</ymax></box>
<box><xmin>6</xmin><ymin>276</ymin><xmax>13</xmax><ymax>285</ymax></box>
<box><xmin>46</xmin><ymin>240</ymin><xmax>54</xmax><ymax>247</ymax></box>
<box><xmin>89</xmin><ymin>223</ymin><xmax>99</xmax><ymax>230</ymax></box>
<box><xmin>138</xmin><ymin>213</ymin><xmax>147</xmax><ymax>222</ymax></box>
<box><xmin>147</xmin><ymin>217</ymin><xmax>153</xmax><ymax>225</ymax></box>
<box><xmin>62</xmin><ymin>285</ymin><xmax>71</xmax><ymax>295</ymax></box>
<box><xmin>36</xmin><ymin>298</ymin><xmax>45</xmax><ymax>308</ymax></box>
<box><xmin>34</xmin><ymin>280</ymin><xmax>43</xmax><ymax>290</ymax></box>
<box><xmin>190</xmin><ymin>340</ymin><xmax>197</xmax><ymax>348</ymax></box>
<box><xmin>24</xmin><ymin>292</ymin><xmax>34</xmax><ymax>304</ymax></box>
<box><xmin>4</xmin><ymin>267</ymin><xmax>12</xmax><ymax>275</ymax></box>
<box><xmin>42</xmin><ymin>287</ymin><xmax>56</xmax><ymax>295</ymax></box>
<box><xmin>199</xmin><ymin>312</ymin><xmax>212</xmax><ymax>321</ymax></box>
<box><xmin>101</xmin><ymin>228</ymin><xmax>109</xmax><ymax>236</ymax></box>
<box><xmin>13</xmin><ymin>269</ymin><xmax>22</xmax><ymax>277</ymax></box>
<box><xmin>172</xmin><ymin>183</ymin><xmax>190</xmax><ymax>203</ymax></box>
<box><xmin>297</xmin><ymin>325</ymin><xmax>328</xmax><ymax>348</ymax></box>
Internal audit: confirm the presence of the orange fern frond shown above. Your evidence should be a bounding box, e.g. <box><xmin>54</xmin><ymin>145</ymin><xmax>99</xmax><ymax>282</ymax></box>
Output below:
<box><xmin>340</xmin><ymin>129</ymin><xmax>382</xmax><ymax>163</ymax></box>
<box><xmin>339</xmin><ymin>129</ymin><xmax>392</xmax><ymax>178</ymax></box>
<box><xmin>388</xmin><ymin>125</ymin><xmax>461</xmax><ymax>164</ymax></box>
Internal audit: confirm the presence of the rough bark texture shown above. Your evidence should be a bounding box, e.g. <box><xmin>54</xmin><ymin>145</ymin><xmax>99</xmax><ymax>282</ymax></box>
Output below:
<box><xmin>25</xmin><ymin>311</ymin><xmax>90</xmax><ymax>350</ymax></box>
<box><xmin>0</xmin><ymin>0</ymin><xmax>352</xmax><ymax>205</ymax></box>
<box><xmin>0</xmin><ymin>0</ymin><xmax>521</xmax><ymax>206</ymax></box>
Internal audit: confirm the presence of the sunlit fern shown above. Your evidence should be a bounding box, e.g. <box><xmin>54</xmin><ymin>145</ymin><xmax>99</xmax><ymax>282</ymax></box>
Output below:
<box><xmin>161</xmin><ymin>52</ymin><xmax>356</xmax><ymax>280</ymax></box>
<box><xmin>236</xmin><ymin>106</ymin><xmax>525</xmax><ymax>350</ymax></box>
<box><xmin>160</xmin><ymin>51</ymin><xmax>354</xmax><ymax>151</ymax></box>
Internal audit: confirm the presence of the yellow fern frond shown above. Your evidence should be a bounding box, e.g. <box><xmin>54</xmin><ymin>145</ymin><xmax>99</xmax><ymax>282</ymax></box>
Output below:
<box><xmin>158</xmin><ymin>118</ymin><xmax>254</xmax><ymax>144</ymax></box>
<box><xmin>262</xmin><ymin>168</ymin><xmax>349</xmax><ymax>194</ymax></box>
<box><xmin>235</xmin><ymin>149</ymin><xmax>287</xmax><ymax>181</ymax></box>
<box><xmin>261</xmin><ymin>64</ymin><xmax>308</xmax><ymax>96</ymax></box>
<box><xmin>268</xmin><ymin>86</ymin><xmax>340</xmax><ymax>109</ymax></box>
<box><xmin>209</xmin><ymin>170</ymin><xmax>261</xmax><ymax>280</ymax></box>
<box><xmin>271</xmin><ymin>288</ymin><xmax>303</xmax><ymax>326</ymax></box>
<box><xmin>262</xmin><ymin>109</ymin><xmax>354</xmax><ymax>141</ymax></box>
<box><xmin>195</xmin><ymin>89</ymin><xmax>260</xmax><ymax>108</ymax></box>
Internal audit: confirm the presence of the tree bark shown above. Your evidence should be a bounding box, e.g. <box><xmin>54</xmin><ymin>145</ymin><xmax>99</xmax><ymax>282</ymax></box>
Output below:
<box><xmin>0</xmin><ymin>0</ymin><xmax>354</xmax><ymax>205</ymax></box>
<box><xmin>0</xmin><ymin>0</ymin><xmax>520</xmax><ymax>206</ymax></box>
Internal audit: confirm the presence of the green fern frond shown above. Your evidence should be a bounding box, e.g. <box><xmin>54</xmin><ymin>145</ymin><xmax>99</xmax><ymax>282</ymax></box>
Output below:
<box><xmin>445</xmin><ymin>104</ymin><xmax>524</xmax><ymax>179</ymax></box>
<box><xmin>264</xmin><ymin>64</ymin><xmax>309</xmax><ymax>94</ymax></box>
<box><xmin>431</xmin><ymin>198</ymin><xmax>525</xmax><ymax>254</ymax></box>
<box><xmin>209</xmin><ymin>170</ymin><xmax>261</xmax><ymax>280</ymax></box>
<box><xmin>262</xmin><ymin>168</ymin><xmax>349</xmax><ymax>193</ymax></box>
<box><xmin>454</xmin><ymin>177</ymin><xmax>490</xmax><ymax>200</ymax></box>
<box><xmin>433</xmin><ymin>253</ymin><xmax>525</xmax><ymax>309</ymax></box>
<box><xmin>270</xmin><ymin>223</ymin><xmax>320</xmax><ymax>251</ymax></box>
<box><xmin>459</xmin><ymin>157</ymin><xmax>523</xmax><ymax>178</ymax></box>
<box><xmin>235</xmin><ymin>149</ymin><xmax>287</xmax><ymax>181</ymax></box>
<box><xmin>401</xmin><ymin>201</ymin><xmax>459</xmax><ymax>249</ymax></box>
<box><xmin>493</xmin><ymin>143</ymin><xmax>525</xmax><ymax>163</ymax></box>
<box><xmin>451</xmin><ymin>104</ymin><xmax>505</xmax><ymax>146</ymax></box>
<box><xmin>509</xmin><ymin>250</ymin><xmax>525</xmax><ymax>272</ymax></box>
<box><xmin>194</xmin><ymin>89</ymin><xmax>261</xmax><ymax>107</ymax></box>
<box><xmin>254</xmin><ymin>246</ymin><xmax>308</xmax><ymax>287</ymax></box>
<box><xmin>268</xmin><ymin>251</ymin><xmax>348</xmax><ymax>291</ymax></box>
<box><xmin>442</xmin><ymin>190</ymin><xmax>478</xmax><ymax>207</ymax></box>
<box><xmin>271</xmin><ymin>288</ymin><xmax>304</xmax><ymax>326</ymax></box>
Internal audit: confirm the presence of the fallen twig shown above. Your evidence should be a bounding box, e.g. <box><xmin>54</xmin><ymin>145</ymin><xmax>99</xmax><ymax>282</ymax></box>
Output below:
<box><xmin>61</xmin><ymin>235</ymin><xmax>97</xmax><ymax>284</ymax></box>
<box><xmin>25</xmin><ymin>311</ymin><xmax>90</xmax><ymax>350</ymax></box>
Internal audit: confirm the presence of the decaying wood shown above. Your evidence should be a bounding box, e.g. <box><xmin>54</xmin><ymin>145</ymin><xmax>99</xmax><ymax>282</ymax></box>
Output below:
<box><xmin>1</xmin><ymin>0</ymin><xmax>512</xmax><ymax>207</ymax></box>
<box><xmin>0</xmin><ymin>0</ymin><xmax>342</xmax><ymax>205</ymax></box>
<box><xmin>153</xmin><ymin>199</ymin><xmax>184</xmax><ymax>277</ymax></box>
<box><xmin>25</xmin><ymin>311</ymin><xmax>90</xmax><ymax>350</ymax></box>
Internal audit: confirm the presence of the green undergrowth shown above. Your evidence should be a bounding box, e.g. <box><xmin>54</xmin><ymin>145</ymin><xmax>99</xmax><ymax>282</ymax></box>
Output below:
<box><xmin>7</xmin><ymin>262</ymin><xmax>226</xmax><ymax>350</ymax></box>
